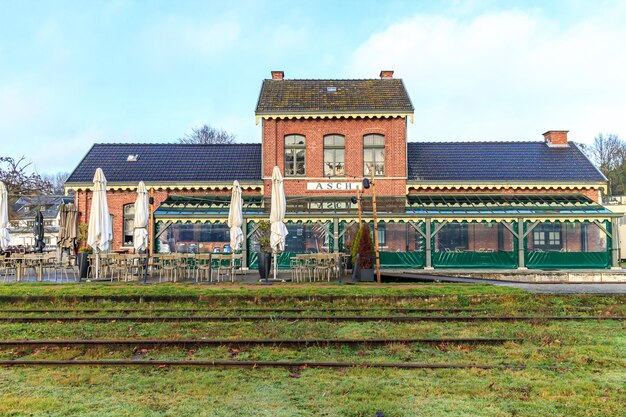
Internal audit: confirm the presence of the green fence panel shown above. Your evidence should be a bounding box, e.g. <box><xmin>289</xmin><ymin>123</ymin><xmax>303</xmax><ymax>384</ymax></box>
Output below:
<box><xmin>525</xmin><ymin>251</ymin><xmax>610</xmax><ymax>269</ymax></box>
<box><xmin>379</xmin><ymin>251</ymin><xmax>424</xmax><ymax>269</ymax></box>
<box><xmin>432</xmin><ymin>251</ymin><xmax>517</xmax><ymax>269</ymax></box>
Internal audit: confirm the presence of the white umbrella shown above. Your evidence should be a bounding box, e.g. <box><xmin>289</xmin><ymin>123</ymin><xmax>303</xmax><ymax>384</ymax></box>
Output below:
<box><xmin>269</xmin><ymin>166</ymin><xmax>288</xmax><ymax>280</ymax></box>
<box><xmin>133</xmin><ymin>181</ymin><xmax>149</xmax><ymax>253</ymax></box>
<box><xmin>227</xmin><ymin>180</ymin><xmax>243</xmax><ymax>252</ymax></box>
<box><xmin>87</xmin><ymin>168</ymin><xmax>112</xmax><ymax>280</ymax></box>
<box><xmin>0</xmin><ymin>182</ymin><xmax>10</xmax><ymax>251</ymax></box>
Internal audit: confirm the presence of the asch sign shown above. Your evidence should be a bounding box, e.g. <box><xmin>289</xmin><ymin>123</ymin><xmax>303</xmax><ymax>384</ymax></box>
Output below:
<box><xmin>306</xmin><ymin>182</ymin><xmax>362</xmax><ymax>191</ymax></box>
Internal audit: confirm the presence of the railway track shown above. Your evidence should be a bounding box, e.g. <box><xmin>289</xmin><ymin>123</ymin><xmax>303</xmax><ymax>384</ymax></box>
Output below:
<box><xmin>0</xmin><ymin>306</ymin><xmax>606</xmax><ymax>314</ymax></box>
<box><xmin>0</xmin><ymin>337</ymin><xmax>521</xmax><ymax>348</ymax></box>
<box><xmin>0</xmin><ymin>315</ymin><xmax>623</xmax><ymax>322</ymax></box>
<box><xmin>0</xmin><ymin>359</ymin><xmax>556</xmax><ymax>370</ymax></box>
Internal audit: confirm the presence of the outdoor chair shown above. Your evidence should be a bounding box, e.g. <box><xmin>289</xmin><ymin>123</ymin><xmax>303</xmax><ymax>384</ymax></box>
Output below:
<box><xmin>159</xmin><ymin>255</ymin><xmax>178</xmax><ymax>282</ymax></box>
<box><xmin>49</xmin><ymin>256</ymin><xmax>78</xmax><ymax>283</ymax></box>
<box><xmin>195</xmin><ymin>254</ymin><xmax>212</xmax><ymax>282</ymax></box>
<box><xmin>0</xmin><ymin>256</ymin><xmax>17</xmax><ymax>282</ymax></box>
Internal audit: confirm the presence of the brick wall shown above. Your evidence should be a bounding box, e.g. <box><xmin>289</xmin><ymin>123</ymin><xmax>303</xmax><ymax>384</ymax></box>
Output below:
<box><xmin>262</xmin><ymin>116</ymin><xmax>408</xmax><ymax>196</ymax></box>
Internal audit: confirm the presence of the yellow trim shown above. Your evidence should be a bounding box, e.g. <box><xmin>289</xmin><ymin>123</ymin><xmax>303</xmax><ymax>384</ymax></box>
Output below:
<box><xmin>65</xmin><ymin>182</ymin><xmax>263</xmax><ymax>193</ymax></box>
<box><xmin>407</xmin><ymin>182</ymin><xmax>607</xmax><ymax>193</ymax></box>
<box><xmin>256</xmin><ymin>112</ymin><xmax>413</xmax><ymax>124</ymax></box>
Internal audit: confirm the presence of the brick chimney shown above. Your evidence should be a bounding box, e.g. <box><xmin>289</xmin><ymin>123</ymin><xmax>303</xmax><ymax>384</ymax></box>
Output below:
<box><xmin>271</xmin><ymin>71</ymin><xmax>284</xmax><ymax>80</ymax></box>
<box><xmin>380</xmin><ymin>70</ymin><xmax>394</xmax><ymax>79</ymax></box>
<box><xmin>543</xmin><ymin>130</ymin><xmax>569</xmax><ymax>147</ymax></box>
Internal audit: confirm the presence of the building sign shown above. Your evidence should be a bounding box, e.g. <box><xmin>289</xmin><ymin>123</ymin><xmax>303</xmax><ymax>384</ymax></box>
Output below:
<box><xmin>307</xmin><ymin>182</ymin><xmax>362</xmax><ymax>191</ymax></box>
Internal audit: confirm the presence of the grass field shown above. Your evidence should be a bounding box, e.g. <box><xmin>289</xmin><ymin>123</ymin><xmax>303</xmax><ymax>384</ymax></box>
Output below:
<box><xmin>0</xmin><ymin>283</ymin><xmax>624</xmax><ymax>417</ymax></box>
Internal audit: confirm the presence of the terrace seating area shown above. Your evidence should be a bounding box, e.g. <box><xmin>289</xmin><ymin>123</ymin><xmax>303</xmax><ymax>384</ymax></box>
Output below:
<box><xmin>0</xmin><ymin>253</ymin><xmax>79</xmax><ymax>282</ymax></box>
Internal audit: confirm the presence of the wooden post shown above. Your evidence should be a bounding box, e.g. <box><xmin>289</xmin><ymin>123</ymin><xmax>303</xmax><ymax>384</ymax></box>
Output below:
<box><xmin>357</xmin><ymin>187</ymin><xmax>362</xmax><ymax>226</ymax></box>
<box><xmin>370</xmin><ymin>168</ymin><xmax>381</xmax><ymax>285</ymax></box>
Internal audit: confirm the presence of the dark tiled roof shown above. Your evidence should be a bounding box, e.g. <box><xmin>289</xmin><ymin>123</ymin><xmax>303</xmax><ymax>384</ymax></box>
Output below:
<box><xmin>66</xmin><ymin>143</ymin><xmax>262</xmax><ymax>184</ymax></box>
<box><xmin>407</xmin><ymin>142</ymin><xmax>606</xmax><ymax>182</ymax></box>
<box><xmin>14</xmin><ymin>196</ymin><xmax>65</xmax><ymax>219</ymax></box>
<box><xmin>255</xmin><ymin>79</ymin><xmax>414</xmax><ymax>114</ymax></box>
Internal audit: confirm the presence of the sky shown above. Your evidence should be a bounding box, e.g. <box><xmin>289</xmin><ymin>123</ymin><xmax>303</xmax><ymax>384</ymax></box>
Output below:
<box><xmin>1</xmin><ymin>0</ymin><xmax>626</xmax><ymax>175</ymax></box>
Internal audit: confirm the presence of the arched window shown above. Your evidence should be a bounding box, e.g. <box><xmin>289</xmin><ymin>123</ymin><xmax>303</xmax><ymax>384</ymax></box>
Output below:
<box><xmin>323</xmin><ymin>134</ymin><xmax>345</xmax><ymax>176</ymax></box>
<box><xmin>363</xmin><ymin>134</ymin><xmax>385</xmax><ymax>176</ymax></box>
<box><xmin>284</xmin><ymin>135</ymin><xmax>306</xmax><ymax>176</ymax></box>
<box><xmin>123</xmin><ymin>204</ymin><xmax>135</xmax><ymax>247</ymax></box>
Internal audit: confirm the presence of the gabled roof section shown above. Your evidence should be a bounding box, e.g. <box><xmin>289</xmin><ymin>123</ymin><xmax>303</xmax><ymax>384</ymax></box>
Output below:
<box><xmin>255</xmin><ymin>79</ymin><xmax>414</xmax><ymax>120</ymax></box>
<box><xmin>66</xmin><ymin>143</ymin><xmax>262</xmax><ymax>184</ymax></box>
<box><xmin>407</xmin><ymin>141</ymin><xmax>606</xmax><ymax>183</ymax></box>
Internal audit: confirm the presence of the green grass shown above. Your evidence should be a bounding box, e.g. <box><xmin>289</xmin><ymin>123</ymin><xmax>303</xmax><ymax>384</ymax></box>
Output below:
<box><xmin>0</xmin><ymin>284</ymin><xmax>624</xmax><ymax>416</ymax></box>
<box><xmin>0</xmin><ymin>282</ymin><xmax>526</xmax><ymax>297</ymax></box>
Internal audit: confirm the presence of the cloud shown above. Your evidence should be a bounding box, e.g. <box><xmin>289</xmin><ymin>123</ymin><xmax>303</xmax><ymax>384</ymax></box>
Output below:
<box><xmin>349</xmin><ymin>8</ymin><xmax>626</xmax><ymax>143</ymax></box>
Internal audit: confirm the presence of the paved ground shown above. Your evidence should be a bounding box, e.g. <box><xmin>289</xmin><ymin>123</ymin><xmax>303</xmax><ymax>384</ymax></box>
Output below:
<box><xmin>381</xmin><ymin>272</ymin><xmax>626</xmax><ymax>294</ymax></box>
<box><xmin>4</xmin><ymin>271</ymin><xmax>626</xmax><ymax>294</ymax></box>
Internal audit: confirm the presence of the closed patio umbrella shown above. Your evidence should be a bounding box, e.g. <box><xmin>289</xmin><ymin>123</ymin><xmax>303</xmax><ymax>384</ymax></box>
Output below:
<box><xmin>270</xmin><ymin>166</ymin><xmax>288</xmax><ymax>281</ymax></box>
<box><xmin>33</xmin><ymin>210</ymin><xmax>45</xmax><ymax>253</ymax></box>
<box><xmin>133</xmin><ymin>182</ymin><xmax>149</xmax><ymax>284</ymax></box>
<box><xmin>57</xmin><ymin>203</ymin><xmax>78</xmax><ymax>251</ymax></box>
<box><xmin>0</xmin><ymin>182</ymin><xmax>9</xmax><ymax>251</ymax></box>
<box><xmin>133</xmin><ymin>181</ymin><xmax>149</xmax><ymax>253</ymax></box>
<box><xmin>57</xmin><ymin>203</ymin><xmax>78</xmax><ymax>262</ymax></box>
<box><xmin>87</xmin><ymin>168</ymin><xmax>112</xmax><ymax>280</ymax></box>
<box><xmin>227</xmin><ymin>180</ymin><xmax>243</xmax><ymax>252</ymax></box>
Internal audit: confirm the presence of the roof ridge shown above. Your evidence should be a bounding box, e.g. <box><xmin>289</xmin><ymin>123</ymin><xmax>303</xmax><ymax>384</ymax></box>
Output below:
<box><xmin>408</xmin><ymin>140</ymin><xmax>542</xmax><ymax>144</ymax></box>
<box><xmin>264</xmin><ymin>78</ymin><xmax>403</xmax><ymax>82</ymax></box>
<box><xmin>91</xmin><ymin>142</ymin><xmax>262</xmax><ymax>146</ymax></box>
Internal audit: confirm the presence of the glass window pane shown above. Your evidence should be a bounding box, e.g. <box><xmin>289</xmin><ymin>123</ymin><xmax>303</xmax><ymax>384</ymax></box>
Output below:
<box><xmin>323</xmin><ymin>149</ymin><xmax>333</xmax><ymax>176</ymax></box>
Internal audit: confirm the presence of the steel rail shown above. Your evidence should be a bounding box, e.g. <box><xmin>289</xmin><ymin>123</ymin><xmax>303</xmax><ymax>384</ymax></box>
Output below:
<box><xmin>0</xmin><ymin>307</ymin><xmax>603</xmax><ymax>314</ymax></box>
<box><xmin>0</xmin><ymin>337</ymin><xmax>522</xmax><ymax>347</ymax></box>
<box><xmin>0</xmin><ymin>315</ymin><xmax>623</xmax><ymax>323</ymax></box>
<box><xmin>0</xmin><ymin>359</ymin><xmax>557</xmax><ymax>370</ymax></box>
<box><xmin>0</xmin><ymin>308</ymin><xmax>494</xmax><ymax>314</ymax></box>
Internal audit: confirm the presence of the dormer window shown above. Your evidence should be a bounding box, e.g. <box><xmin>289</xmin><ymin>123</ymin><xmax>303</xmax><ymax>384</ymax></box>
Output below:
<box><xmin>127</xmin><ymin>154</ymin><xmax>139</xmax><ymax>162</ymax></box>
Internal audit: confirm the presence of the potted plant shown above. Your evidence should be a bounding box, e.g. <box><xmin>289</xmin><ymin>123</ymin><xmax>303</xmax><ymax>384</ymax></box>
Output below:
<box><xmin>76</xmin><ymin>223</ymin><xmax>91</xmax><ymax>279</ymax></box>
<box><xmin>354</xmin><ymin>226</ymin><xmax>375</xmax><ymax>282</ymax></box>
<box><xmin>343</xmin><ymin>223</ymin><xmax>358</xmax><ymax>271</ymax></box>
<box><xmin>255</xmin><ymin>220</ymin><xmax>272</xmax><ymax>279</ymax></box>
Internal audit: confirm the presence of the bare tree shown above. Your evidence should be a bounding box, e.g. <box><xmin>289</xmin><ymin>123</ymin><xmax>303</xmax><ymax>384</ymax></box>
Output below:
<box><xmin>0</xmin><ymin>157</ymin><xmax>52</xmax><ymax>196</ymax></box>
<box><xmin>584</xmin><ymin>133</ymin><xmax>626</xmax><ymax>196</ymax></box>
<box><xmin>177</xmin><ymin>124</ymin><xmax>236</xmax><ymax>144</ymax></box>
<box><xmin>42</xmin><ymin>171</ymin><xmax>70</xmax><ymax>194</ymax></box>
<box><xmin>0</xmin><ymin>156</ymin><xmax>53</xmax><ymax>218</ymax></box>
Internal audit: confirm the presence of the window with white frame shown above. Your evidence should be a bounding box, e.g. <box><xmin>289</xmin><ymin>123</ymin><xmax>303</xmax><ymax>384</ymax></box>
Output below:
<box><xmin>363</xmin><ymin>134</ymin><xmax>385</xmax><ymax>176</ymax></box>
<box><xmin>284</xmin><ymin>135</ymin><xmax>306</xmax><ymax>176</ymax></box>
<box><xmin>323</xmin><ymin>134</ymin><xmax>345</xmax><ymax>176</ymax></box>
<box><xmin>123</xmin><ymin>204</ymin><xmax>135</xmax><ymax>246</ymax></box>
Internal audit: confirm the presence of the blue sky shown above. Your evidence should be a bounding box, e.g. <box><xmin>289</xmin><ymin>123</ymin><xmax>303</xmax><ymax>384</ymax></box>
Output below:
<box><xmin>1</xmin><ymin>0</ymin><xmax>626</xmax><ymax>175</ymax></box>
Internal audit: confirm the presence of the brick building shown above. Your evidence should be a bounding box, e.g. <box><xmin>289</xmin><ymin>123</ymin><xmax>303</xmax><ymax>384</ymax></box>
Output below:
<box><xmin>65</xmin><ymin>70</ymin><xmax>621</xmax><ymax>270</ymax></box>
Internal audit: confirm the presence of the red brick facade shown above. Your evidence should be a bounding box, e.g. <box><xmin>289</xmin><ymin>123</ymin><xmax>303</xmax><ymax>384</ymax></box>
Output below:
<box><xmin>261</xmin><ymin>116</ymin><xmax>408</xmax><ymax>197</ymax></box>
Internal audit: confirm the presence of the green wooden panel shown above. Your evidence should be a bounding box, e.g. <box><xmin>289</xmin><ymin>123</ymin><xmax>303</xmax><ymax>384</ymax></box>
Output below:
<box><xmin>525</xmin><ymin>251</ymin><xmax>610</xmax><ymax>269</ymax></box>
<box><xmin>432</xmin><ymin>251</ymin><xmax>517</xmax><ymax>269</ymax></box>
<box><xmin>379</xmin><ymin>251</ymin><xmax>424</xmax><ymax>269</ymax></box>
